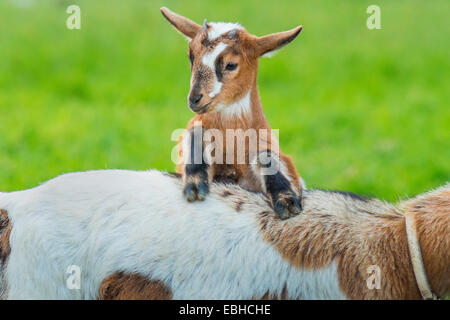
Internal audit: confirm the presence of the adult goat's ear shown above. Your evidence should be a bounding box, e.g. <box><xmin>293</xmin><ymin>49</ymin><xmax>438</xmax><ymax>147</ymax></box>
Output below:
<box><xmin>160</xmin><ymin>7</ymin><xmax>201</xmax><ymax>40</ymax></box>
<box><xmin>255</xmin><ymin>26</ymin><xmax>302</xmax><ymax>57</ymax></box>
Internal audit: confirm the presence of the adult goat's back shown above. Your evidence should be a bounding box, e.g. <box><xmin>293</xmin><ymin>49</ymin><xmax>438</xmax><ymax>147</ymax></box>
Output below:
<box><xmin>0</xmin><ymin>170</ymin><xmax>448</xmax><ymax>299</ymax></box>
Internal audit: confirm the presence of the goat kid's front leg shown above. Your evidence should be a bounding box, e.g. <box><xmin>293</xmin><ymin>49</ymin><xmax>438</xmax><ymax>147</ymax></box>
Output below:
<box><xmin>252</xmin><ymin>150</ymin><xmax>302</xmax><ymax>219</ymax></box>
<box><xmin>180</xmin><ymin>126</ymin><xmax>213</xmax><ymax>202</ymax></box>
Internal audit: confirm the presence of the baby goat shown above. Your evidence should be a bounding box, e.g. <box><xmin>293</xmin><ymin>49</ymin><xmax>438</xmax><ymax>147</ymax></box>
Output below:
<box><xmin>161</xmin><ymin>7</ymin><xmax>305</xmax><ymax>218</ymax></box>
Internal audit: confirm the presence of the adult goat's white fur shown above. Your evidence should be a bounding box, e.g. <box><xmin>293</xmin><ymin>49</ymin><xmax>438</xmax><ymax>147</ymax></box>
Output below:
<box><xmin>0</xmin><ymin>170</ymin><xmax>448</xmax><ymax>299</ymax></box>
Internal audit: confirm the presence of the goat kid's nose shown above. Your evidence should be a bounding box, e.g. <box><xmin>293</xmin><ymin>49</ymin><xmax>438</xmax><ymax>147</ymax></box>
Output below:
<box><xmin>189</xmin><ymin>93</ymin><xmax>203</xmax><ymax>107</ymax></box>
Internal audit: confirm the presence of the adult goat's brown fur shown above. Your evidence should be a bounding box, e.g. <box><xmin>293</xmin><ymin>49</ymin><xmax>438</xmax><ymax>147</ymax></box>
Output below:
<box><xmin>96</xmin><ymin>181</ymin><xmax>450</xmax><ymax>300</ymax></box>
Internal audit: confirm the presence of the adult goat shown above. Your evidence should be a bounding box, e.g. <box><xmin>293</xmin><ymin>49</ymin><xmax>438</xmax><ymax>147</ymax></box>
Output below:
<box><xmin>0</xmin><ymin>170</ymin><xmax>448</xmax><ymax>299</ymax></box>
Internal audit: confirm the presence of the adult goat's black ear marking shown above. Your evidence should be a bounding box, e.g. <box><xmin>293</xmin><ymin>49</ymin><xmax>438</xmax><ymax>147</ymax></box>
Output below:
<box><xmin>160</xmin><ymin>7</ymin><xmax>201</xmax><ymax>40</ymax></box>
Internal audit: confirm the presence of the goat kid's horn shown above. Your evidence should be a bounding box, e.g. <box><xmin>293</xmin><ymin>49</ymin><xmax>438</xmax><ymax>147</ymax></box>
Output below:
<box><xmin>203</xmin><ymin>18</ymin><xmax>208</xmax><ymax>30</ymax></box>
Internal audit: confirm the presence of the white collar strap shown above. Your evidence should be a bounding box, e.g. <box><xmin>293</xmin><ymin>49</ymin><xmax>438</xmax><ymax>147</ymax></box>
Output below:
<box><xmin>404</xmin><ymin>212</ymin><xmax>439</xmax><ymax>300</ymax></box>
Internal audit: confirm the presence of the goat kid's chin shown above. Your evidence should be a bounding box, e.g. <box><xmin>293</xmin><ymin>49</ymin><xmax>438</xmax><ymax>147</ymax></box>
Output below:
<box><xmin>189</xmin><ymin>100</ymin><xmax>214</xmax><ymax>114</ymax></box>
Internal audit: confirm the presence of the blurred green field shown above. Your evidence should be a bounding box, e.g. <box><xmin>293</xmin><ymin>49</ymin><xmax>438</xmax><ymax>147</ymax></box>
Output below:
<box><xmin>0</xmin><ymin>0</ymin><xmax>449</xmax><ymax>202</ymax></box>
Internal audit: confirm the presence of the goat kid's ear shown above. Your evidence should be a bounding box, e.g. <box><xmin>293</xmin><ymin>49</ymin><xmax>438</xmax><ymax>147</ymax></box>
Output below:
<box><xmin>255</xmin><ymin>26</ymin><xmax>303</xmax><ymax>58</ymax></box>
<box><xmin>160</xmin><ymin>7</ymin><xmax>201</xmax><ymax>40</ymax></box>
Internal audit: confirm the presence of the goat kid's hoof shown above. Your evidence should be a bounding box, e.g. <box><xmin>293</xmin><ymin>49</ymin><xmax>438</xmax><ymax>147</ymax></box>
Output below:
<box><xmin>273</xmin><ymin>192</ymin><xmax>302</xmax><ymax>220</ymax></box>
<box><xmin>183</xmin><ymin>180</ymin><xmax>209</xmax><ymax>202</ymax></box>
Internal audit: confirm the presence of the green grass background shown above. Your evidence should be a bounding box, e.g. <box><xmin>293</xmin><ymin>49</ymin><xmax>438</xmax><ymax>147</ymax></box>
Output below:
<box><xmin>0</xmin><ymin>0</ymin><xmax>448</xmax><ymax>202</ymax></box>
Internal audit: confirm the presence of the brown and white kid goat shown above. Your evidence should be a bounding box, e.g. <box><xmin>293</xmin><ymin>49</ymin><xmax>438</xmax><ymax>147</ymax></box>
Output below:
<box><xmin>161</xmin><ymin>7</ymin><xmax>305</xmax><ymax>219</ymax></box>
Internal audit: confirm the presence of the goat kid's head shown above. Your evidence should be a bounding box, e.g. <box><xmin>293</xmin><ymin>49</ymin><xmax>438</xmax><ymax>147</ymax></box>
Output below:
<box><xmin>161</xmin><ymin>7</ymin><xmax>302</xmax><ymax>114</ymax></box>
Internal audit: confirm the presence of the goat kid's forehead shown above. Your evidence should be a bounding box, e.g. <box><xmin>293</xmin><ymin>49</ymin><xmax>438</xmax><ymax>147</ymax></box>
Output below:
<box><xmin>190</xmin><ymin>22</ymin><xmax>246</xmax><ymax>57</ymax></box>
<box><xmin>207</xmin><ymin>22</ymin><xmax>244</xmax><ymax>41</ymax></box>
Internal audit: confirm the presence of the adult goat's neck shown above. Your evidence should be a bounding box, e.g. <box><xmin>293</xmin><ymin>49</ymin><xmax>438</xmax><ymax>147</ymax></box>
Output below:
<box><xmin>402</xmin><ymin>190</ymin><xmax>450</xmax><ymax>299</ymax></box>
<box><xmin>259</xmin><ymin>188</ymin><xmax>450</xmax><ymax>299</ymax></box>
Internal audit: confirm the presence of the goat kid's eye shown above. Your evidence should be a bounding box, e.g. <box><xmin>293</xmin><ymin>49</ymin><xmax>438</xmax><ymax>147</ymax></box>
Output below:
<box><xmin>225</xmin><ymin>62</ymin><xmax>238</xmax><ymax>71</ymax></box>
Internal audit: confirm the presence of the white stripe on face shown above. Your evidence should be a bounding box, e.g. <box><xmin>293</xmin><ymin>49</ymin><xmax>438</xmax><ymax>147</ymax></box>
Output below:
<box><xmin>202</xmin><ymin>42</ymin><xmax>228</xmax><ymax>98</ymax></box>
